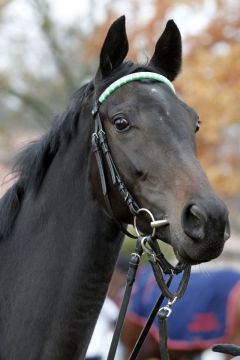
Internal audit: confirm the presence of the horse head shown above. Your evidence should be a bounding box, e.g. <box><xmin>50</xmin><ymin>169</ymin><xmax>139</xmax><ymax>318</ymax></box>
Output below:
<box><xmin>91</xmin><ymin>16</ymin><xmax>230</xmax><ymax>265</ymax></box>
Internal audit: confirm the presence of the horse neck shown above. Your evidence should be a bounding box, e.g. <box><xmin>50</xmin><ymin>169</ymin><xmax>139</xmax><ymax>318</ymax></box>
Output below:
<box><xmin>0</xmin><ymin>101</ymin><xmax>124</xmax><ymax>359</ymax></box>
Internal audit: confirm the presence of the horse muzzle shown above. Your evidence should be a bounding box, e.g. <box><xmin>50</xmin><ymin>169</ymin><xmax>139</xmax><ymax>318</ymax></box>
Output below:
<box><xmin>179</xmin><ymin>196</ymin><xmax>230</xmax><ymax>263</ymax></box>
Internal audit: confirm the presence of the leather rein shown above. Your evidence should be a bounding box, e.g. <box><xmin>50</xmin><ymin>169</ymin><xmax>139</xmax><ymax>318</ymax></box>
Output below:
<box><xmin>91</xmin><ymin>72</ymin><xmax>191</xmax><ymax>359</ymax></box>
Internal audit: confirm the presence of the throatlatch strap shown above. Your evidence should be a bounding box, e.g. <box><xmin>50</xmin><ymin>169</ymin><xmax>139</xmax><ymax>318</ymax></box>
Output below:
<box><xmin>92</xmin><ymin>134</ymin><xmax>107</xmax><ymax>195</ymax></box>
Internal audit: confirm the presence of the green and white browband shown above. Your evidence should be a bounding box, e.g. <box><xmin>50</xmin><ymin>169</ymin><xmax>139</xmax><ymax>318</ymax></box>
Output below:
<box><xmin>98</xmin><ymin>72</ymin><xmax>175</xmax><ymax>104</ymax></box>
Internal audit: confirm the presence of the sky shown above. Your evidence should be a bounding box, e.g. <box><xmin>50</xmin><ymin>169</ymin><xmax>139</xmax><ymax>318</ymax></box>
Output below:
<box><xmin>0</xmin><ymin>0</ymin><xmax>218</xmax><ymax>74</ymax></box>
<box><xmin>45</xmin><ymin>0</ymin><xmax>216</xmax><ymax>35</ymax></box>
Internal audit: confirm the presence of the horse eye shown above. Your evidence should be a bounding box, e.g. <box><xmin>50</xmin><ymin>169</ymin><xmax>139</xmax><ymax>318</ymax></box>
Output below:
<box><xmin>195</xmin><ymin>119</ymin><xmax>202</xmax><ymax>133</ymax></box>
<box><xmin>114</xmin><ymin>118</ymin><xmax>130</xmax><ymax>132</ymax></box>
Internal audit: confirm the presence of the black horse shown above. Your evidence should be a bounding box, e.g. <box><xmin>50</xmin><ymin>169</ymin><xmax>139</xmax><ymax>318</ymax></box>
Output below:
<box><xmin>0</xmin><ymin>16</ymin><xmax>229</xmax><ymax>360</ymax></box>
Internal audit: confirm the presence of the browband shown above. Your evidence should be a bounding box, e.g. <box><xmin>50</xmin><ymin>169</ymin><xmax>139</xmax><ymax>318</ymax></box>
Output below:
<box><xmin>98</xmin><ymin>72</ymin><xmax>175</xmax><ymax>104</ymax></box>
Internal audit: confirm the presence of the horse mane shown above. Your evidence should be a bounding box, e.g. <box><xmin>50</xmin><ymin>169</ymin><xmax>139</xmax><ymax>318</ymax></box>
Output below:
<box><xmin>0</xmin><ymin>61</ymin><xmax>155</xmax><ymax>239</ymax></box>
<box><xmin>12</xmin><ymin>61</ymin><xmax>149</xmax><ymax>193</ymax></box>
<box><xmin>0</xmin><ymin>81</ymin><xmax>93</xmax><ymax>239</ymax></box>
<box><xmin>14</xmin><ymin>82</ymin><xmax>94</xmax><ymax>192</ymax></box>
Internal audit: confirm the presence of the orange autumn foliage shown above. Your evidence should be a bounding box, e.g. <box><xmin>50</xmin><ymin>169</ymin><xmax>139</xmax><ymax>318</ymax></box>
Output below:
<box><xmin>82</xmin><ymin>0</ymin><xmax>239</xmax><ymax>197</ymax></box>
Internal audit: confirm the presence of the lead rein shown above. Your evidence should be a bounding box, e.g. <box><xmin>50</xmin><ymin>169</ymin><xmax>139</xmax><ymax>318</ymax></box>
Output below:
<box><xmin>107</xmin><ymin>234</ymin><xmax>191</xmax><ymax>360</ymax></box>
<box><xmin>107</xmin><ymin>237</ymin><xmax>143</xmax><ymax>360</ymax></box>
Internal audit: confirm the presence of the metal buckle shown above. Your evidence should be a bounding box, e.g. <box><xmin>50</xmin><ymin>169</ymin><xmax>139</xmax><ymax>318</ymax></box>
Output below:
<box><xmin>159</xmin><ymin>296</ymin><xmax>178</xmax><ymax>319</ymax></box>
<box><xmin>159</xmin><ymin>305</ymin><xmax>172</xmax><ymax>318</ymax></box>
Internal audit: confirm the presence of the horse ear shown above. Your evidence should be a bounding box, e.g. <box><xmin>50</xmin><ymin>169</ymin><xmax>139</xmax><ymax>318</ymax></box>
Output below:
<box><xmin>149</xmin><ymin>20</ymin><xmax>182</xmax><ymax>81</ymax></box>
<box><xmin>97</xmin><ymin>15</ymin><xmax>129</xmax><ymax>78</ymax></box>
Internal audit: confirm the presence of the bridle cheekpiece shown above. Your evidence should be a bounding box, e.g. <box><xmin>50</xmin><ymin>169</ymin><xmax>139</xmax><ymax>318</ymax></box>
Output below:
<box><xmin>91</xmin><ymin>72</ymin><xmax>175</xmax><ymax>235</ymax></box>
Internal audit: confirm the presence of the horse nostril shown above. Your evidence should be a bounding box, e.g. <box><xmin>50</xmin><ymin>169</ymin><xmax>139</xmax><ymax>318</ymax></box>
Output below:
<box><xmin>182</xmin><ymin>204</ymin><xmax>207</xmax><ymax>241</ymax></box>
<box><xmin>190</xmin><ymin>204</ymin><xmax>208</xmax><ymax>223</ymax></box>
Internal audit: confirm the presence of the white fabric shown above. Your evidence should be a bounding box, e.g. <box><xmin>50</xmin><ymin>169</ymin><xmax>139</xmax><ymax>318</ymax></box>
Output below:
<box><xmin>86</xmin><ymin>297</ymin><xmax>125</xmax><ymax>359</ymax></box>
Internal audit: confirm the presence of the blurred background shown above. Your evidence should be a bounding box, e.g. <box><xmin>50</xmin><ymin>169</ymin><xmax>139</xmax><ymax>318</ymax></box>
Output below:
<box><xmin>0</xmin><ymin>0</ymin><xmax>239</xmax><ymax>264</ymax></box>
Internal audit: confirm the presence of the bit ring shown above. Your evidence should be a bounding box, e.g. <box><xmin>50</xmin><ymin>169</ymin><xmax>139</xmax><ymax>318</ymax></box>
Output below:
<box><xmin>134</xmin><ymin>208</ymin><xmax>156</xmax><ymax>237</ymax></box>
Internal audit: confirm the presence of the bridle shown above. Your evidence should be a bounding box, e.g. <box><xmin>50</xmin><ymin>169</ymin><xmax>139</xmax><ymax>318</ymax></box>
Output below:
<box><xmin>91</xmin><ymin>72</ymin><xmax>191</xmax><ymax>359</ymax></box>
<box><xmin>91</xmin><ymin>72</ymin><xmax>176</xmax><ymax>237</ymax></box>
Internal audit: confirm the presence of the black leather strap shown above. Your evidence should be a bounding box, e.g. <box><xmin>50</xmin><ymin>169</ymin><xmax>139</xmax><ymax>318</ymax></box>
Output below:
<box><xmin>158</xmin><ymin>307</ymin><xmax>170</xmax><ymax>360</ymax></box>
<box><xmin>149</xmin><ymin>259</ymin><xmax>191</xmax><ymax>300</ymax></box>
<box><xmin>147</xmin><ymin>237</ymin><xmax>187</xmax><ymax>275</ymax></box>
<box><xmin>129</xmin><ymin>275</ymin><xmax>173</xmax><ymax>360</ymax></box>
<box><xmin>92</xmin><ymin>106</ymin><xmax>139</xmax><ymax>238</ymax></box>
<box><xmin>107</xmin><ymin>238</ymin><xmax>143</xmax><ymax>360</ymax></box>
<box><xmin>213</xmin><ymin>344</ymin><xmax>240</xmax><ymax>356</ymax></box>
